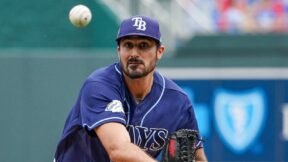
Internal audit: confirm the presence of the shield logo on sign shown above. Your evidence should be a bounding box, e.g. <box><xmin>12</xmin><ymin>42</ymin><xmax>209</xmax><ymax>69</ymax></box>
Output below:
<box><xmin>214</xmin><ymin>88</ymin><xmax>266</xmax><ymax>154</ymax></box>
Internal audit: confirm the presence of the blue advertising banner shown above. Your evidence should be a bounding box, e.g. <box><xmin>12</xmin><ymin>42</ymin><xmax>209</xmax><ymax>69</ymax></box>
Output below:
<box><xmin>159</xmin><ymin>68</ymin><xmax>288</xmax><ymax>161</ymax></box>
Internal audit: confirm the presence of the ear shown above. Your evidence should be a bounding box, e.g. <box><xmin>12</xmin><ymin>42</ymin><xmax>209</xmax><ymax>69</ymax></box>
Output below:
<box><xmin>117</xmin><ymin>46</ymin><xmax>121</xmax><ymax>59</ymax></box>
<box><xmin>156</xmin><ymin>45</ymin><xmax>165</xmax><ymax>60</ymax></box>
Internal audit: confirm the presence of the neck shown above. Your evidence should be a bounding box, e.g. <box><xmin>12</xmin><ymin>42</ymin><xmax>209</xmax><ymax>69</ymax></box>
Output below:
<box><xmin>124</xmin><ymin>72</ymin><xmax>154</xmax><ymax>102</ymax></box>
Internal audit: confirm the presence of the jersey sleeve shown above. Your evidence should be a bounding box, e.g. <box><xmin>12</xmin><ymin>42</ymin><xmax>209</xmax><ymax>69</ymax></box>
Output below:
<box><xmin>80</xmin><ymin>81</ymin><xmax>126</xmax><ymax>131</ymax></box>
<box><xmin>178</xmin><ymin>97</ymin><xmax>204</xmax><ymax>149</ymax></box>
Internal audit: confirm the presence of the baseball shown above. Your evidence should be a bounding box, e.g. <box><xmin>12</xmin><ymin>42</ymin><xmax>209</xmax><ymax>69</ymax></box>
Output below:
<box><xmin>69</xmin><ymin>4</ymin><xmax>92</xmax><ymax>28</ymax></box>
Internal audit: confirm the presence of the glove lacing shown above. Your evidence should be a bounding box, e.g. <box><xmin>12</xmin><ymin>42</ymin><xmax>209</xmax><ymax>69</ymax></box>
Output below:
<box><xmin>179</xmin><ymin>133</ymin><xmax>195</xmax><ymax>162</ymax></box>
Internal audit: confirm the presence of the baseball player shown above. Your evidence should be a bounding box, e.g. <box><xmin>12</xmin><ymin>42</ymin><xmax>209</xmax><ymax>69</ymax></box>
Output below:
<box><xmin>54</xmin><ymin>15</ymin><xmax>207</xmax><ymax>162</ymax></box>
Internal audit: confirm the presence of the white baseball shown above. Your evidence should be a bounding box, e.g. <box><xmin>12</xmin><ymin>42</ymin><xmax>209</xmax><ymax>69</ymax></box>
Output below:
<box><xmin>69</xmin><ymin>4</ymin><xmax>92</xmax><ymax>28</ymax></box>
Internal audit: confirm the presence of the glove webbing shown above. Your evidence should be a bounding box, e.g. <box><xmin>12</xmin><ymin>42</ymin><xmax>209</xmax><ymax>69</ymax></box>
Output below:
<box><xmin>173</xmin><ymin>129</ymin><xmax>197</xmax><ymax>162</ymax></box>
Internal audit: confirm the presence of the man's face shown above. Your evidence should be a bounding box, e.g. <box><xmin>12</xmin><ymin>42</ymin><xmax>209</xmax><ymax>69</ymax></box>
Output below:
<box><xmin>118</xmin><ymin>36</ymin><xmax>164</xmax><ymax>79</ymax></box>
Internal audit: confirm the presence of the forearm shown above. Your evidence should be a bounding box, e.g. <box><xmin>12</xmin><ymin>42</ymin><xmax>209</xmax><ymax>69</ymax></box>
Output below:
<box><xmin>195</xmin><ymin>148</ymin><xmax>208</xmax><ymax>162</ymax></box>
<box><xmin>109</xmin><ymin>142</ymin><xmax>156</xmax><ymax>162</ymax></box>
<box><xmin>195</xmin><ymin>156</ymin><xmax>207</xmax><ymax>162</ymax></box>
<box><xmin>95</xmin><ymin>123</ymin><xmax>156</xmax><ymax>162</ymax></box>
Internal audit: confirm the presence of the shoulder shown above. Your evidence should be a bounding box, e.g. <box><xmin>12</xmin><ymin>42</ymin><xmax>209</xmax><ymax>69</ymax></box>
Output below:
<box><xmin>154</xmin><ymin>71</ymin><xmax>189</xmax><ymax>100</ymax></box>
<box><xmin>80</xmin><ymin>63</ymin><xmax>124</xmax><ymax>102</ymax></box>
<box><xmin>80</xmin><ymin>63</ymin><xmax>123</xmax><ymax>97</ymax></box>
<box><xmin>85</xmin><ymin>63</ymin><xmax>122</xmax><ymax>86</ymax></box>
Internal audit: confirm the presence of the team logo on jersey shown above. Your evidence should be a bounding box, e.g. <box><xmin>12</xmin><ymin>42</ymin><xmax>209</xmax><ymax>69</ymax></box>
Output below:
<box><xmin>214</xmin><ymin>88</ymin><xmax>266</xmax><ymax>154</ymax></box>
<box><xmin>132</xmin><ymin>17</ymin><xmax>146</xmax><ymax>31</ymax></box>
<box><xmin>105</xmin><ymin>100</ymin><xmax>124</xmax><ymax>113</ymax></box>
<box><xmin>128</xmin><ymin>125</ymin><xmax>168</xmax><ymax>152</ymax></box>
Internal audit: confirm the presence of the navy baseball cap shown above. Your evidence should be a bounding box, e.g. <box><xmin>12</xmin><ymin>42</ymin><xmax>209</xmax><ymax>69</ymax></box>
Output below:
<box><xmin>116</xmin><ymin>15</ymin><xmax>161</xmax><ymax>43</ymax></box>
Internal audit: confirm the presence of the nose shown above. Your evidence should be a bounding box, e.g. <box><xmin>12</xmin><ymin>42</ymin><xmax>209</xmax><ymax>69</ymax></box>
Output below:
<box><xmin>130</xmin><ymin>46</ymin><xmax>140</xmax><ymax>57</ymax></box>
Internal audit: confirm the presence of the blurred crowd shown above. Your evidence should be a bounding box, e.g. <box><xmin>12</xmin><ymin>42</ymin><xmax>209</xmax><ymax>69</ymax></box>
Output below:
<box><xmin>213</xmin><ymin>0</ymin><xmax>288</xmax><ymax>33</ymax></box>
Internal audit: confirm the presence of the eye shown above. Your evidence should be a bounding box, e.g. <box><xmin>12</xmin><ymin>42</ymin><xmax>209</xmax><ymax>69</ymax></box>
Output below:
<box><xmin>138</xmin><ymin>42</ymin><xmax>149</xmax><ymax>49</ymax></box>
<box><xmin>123</xmin><ymin>42</ymin><xmax>134</xmax><ymax>49</ymax></box>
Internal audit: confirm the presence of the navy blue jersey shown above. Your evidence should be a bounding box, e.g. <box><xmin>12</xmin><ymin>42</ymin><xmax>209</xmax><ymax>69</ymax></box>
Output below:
<box><xmin>54</xmin><ymin>63</ymin><xmax>202</xmax><ymax>162</ymax></box>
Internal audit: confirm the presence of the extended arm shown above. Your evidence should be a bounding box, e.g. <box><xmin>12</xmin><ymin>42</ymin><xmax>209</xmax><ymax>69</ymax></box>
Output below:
<box><xmin>95</xmin><ymin>122</ymin><xmax>157</xmax><ymax>162</ymax></box>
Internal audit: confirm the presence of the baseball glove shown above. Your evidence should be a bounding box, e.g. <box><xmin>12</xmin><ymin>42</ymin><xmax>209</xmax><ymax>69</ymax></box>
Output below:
<box><xmin>162</xmin><ymin>129</ymin><xmax>200</xmax><ymax>162</ymax></box>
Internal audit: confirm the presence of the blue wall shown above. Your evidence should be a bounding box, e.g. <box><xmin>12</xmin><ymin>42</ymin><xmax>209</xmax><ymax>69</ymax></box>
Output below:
<box><xmin>177</xmin><ymin>79</ymin><xmax>288</xmax><ymax>161</ymax></box>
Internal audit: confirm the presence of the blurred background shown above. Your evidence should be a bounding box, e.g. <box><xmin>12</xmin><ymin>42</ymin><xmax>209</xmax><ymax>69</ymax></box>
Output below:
<box><xmin>1</xmin><ymin>0</ymin><xmax>288</xmax><ymax>161</ymax></box>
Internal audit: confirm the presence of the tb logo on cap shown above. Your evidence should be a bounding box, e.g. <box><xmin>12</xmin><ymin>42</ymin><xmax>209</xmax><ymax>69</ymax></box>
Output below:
<box><xmin>132</xmin><ymin>17</ymin><xmax>146</xmax><ymax>31</ymax></box>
